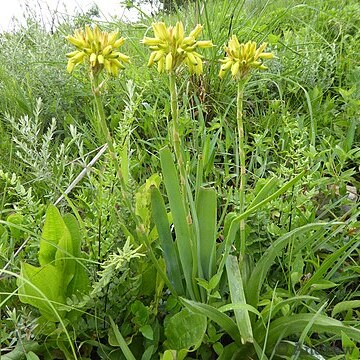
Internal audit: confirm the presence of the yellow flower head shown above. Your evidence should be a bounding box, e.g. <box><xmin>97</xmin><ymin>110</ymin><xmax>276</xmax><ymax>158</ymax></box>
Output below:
<box><xmin>66</xmin><ymin>25</ymin><xmax>130</xmax><ymax>77</ymax></box>
<box><xmin>219</xmin><ymin>35</ymin><xmax>274</xmax><ymax>80</ymax></box>
<box><xmin>142</xmin><ymin>21</ymin><xmax>213</xmax><ymax>75</ymax></box>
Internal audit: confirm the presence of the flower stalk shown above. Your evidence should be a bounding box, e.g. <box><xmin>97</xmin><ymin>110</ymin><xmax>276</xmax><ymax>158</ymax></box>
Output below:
<box><xmin>219</xmin><ymin>35</ymin><xmax>274</xmax><ymax>258</ymax></box>
<box><xmin>142</xmin><ymin>21</ymin><xmax>213</xmax><ymax>207</ymax></box>
<box><xmin>169</xmin><ymin>73</ymin><xmax>187</xmax><ymax>198</ymax></box>
<box><xmin>66</xmin><ymin>25</ymin><xmax>178</xmax><ymax>297</ymax></box>
<box><xmin>237</xmin><ymin>78</ymin><xmax>249</xmax><ymax>257</ymax></box>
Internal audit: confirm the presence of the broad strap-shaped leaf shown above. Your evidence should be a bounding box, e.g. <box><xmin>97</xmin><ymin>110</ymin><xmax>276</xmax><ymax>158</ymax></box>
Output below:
<box><xmin>196</xmin><ymin>188</ymin><xmax>217</xmax><ymax>281</ymax></box>
<box><xmin>151</xmin><ymin>185</ymin><xmax>184</xmax><ymax>295</ymax></box>
<box><xmin>160</xmin><ymin>147</ymin><xmax>195</xmax><ymax>299</ymax></box>
<box><xmin>226</xmin><ymin>255</ymin><xmax>253</xmax><ymax>344</ymax></box>
<box><xmin>165</xmin><ymin>309</ymin><xmax>207</xmax><ymax>351</ymax></box>
<box><xmin>17</xmin><ymin>262</ymin><xmax>66</xmax><ymax>321</ymax></box>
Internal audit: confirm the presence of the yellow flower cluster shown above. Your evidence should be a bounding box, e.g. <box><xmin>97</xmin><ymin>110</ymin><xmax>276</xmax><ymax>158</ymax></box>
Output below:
<box><xmin>66</xmin><ymin>25</ymin><xmax>130</xmax><ymax>77</ymax></box>
<box><xmin>142</xmin><ymin>22</ymin><xmax>213</xmax><ymax>75</ymax></box>
<box><xmin>65</xmin><ymin>24</ymin><xmax>274</xmax><ymax>81</ymax></box>
<box><xmin>219</xmin><ymin>35</ymin><xmax>274</xmax><ymax>80</ymax></box>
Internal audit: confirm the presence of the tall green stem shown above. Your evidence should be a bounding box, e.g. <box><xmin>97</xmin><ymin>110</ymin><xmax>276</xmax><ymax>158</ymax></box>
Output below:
<box><xmin>237</xmin><ymin>79</ymin><xmax>248</xmax><ymax>258</ymax></box>
<box><xmin>169</xmin><ymin>73</ymin><xmax>202</xmax><ymax>301</ymax></box>
<box><xmin>92</xmin><ymin>75</ymin><xmax>122</xmax><ymax>180</ymax></box>
<box><xmin>169</xmin><ymin>73</ymin><xmax>187</xmax><ymax>200</ymax></box>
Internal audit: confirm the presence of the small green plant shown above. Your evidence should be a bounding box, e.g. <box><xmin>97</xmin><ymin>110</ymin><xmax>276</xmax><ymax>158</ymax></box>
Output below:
<box><xmin>17</xmin><ymin>205</ymin><xmax>90</xmax><ymax>322</ymax></box>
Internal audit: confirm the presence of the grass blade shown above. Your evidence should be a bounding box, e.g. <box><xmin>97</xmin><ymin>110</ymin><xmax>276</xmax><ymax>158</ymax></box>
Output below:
<box><xmin>109</xmin><ymin>317</ymin><xmax>136</xmax><ymax>360</ymax></box>
<box><xmin>246</xmin><ymin>223</ymin><xmax>329</xmax><ymax>309</ymax></box>
<box><xmin>261</xmin><ymin>314</ymin><xmax>360</xmax><ymax>350</ymax></box>
<box><xmin>226</xmin><ymin>255</ymin><xmax>253</xmax><ymax>344</ymax></box>
<box><xmin>217</xmin><ymin>170</ymin><xmax>307</xmax><ymax>276</ymax></box>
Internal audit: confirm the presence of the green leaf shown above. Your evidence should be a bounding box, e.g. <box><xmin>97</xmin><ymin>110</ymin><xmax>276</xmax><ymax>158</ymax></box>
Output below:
<box><xmin>39</xmin><ymin>205</ymin><xmax>71</xmax><ymax>266</ymax></box>
<box><xmin>109</xmin><ymin>317</ymin><xmax>136</xmax><ymax>360</ymax></box>
<box><xmin>217</xmin><ymin>170</ymin><xmax>307</xmax><ymax>279</ymax></box>
<box><xmin>180</xmin><ymin>297</ymin><xmax>241</xmax><ymax>345</ymax></box>
<box><xmin>260</xmin><ymin>314</ymin><xmax>360</xmax><ymax>350</ymax></box>
<box><xmin>6</xmin><ymin>213</ymin><xmax>24</xmax><ymax>241</ymax></box>
<box><xmin>63</xmin><ymin>214</ymin><xmax>90</xmax><ymax>297</ymax></box>
<box><xmin>332</xmin><ymin>301</ymin><xmax>360</xmax><ymax>317</ymax></box>
<box><xmin>62</xmin><ymin>214</ymin><xmax>81</xmax><ymax>258</ymax></box>
<box><xmin>162</xmin><ymin>350</ymin><xmax>188</xmax><ymax>360</ymax></box>
<box><xmin>300</xmin><ymin>237</ymin><xmax>359</xmax><ymax>295</ymax></box>
<box><xmin>249</xmin><ymin>177</ymin><xmax>278</xmax><ymax>209</ymax></box>
<box><xmin>141</xmin><ymin>345</ymin><xmax>155</xmax><ymax>360</ymax></box>
<box><xmin>151</xmin><ymin>186</ymin><xmax>184</xmax><ymax>295</ymax></box>
<box><xmin>165</xmin><ymin>308</ymin><xmax>207</xmax><ymax>351</ymax></box>
<box><xmin>310</xmin><ymin>280</ymin><xmax>338</xmax><ymax>290</ymax></box>
<box><xmin>26</xmin><ymin>351</ymin><xmax>40</xmax><ymax>360</ymax></box>
<box><xmin>196</xmin><ymin>188</ymin><xmax>217</xmax><ymax>280</ymax></box>
<box><xmin>246</xmin><ymin>223</ymin><xmax>328</xmax><ymax>309</ymax></box>
<box><xmin>218</xmin><ymin>303</ymin><xmax>261</xmax><ymax>317</ymax></box>
<box><xmin>226</xmin><ymin>255</ymin><xmax>253</xmax><ymax>344</ymax></box>
<box><xmin>136</xmin><ymin>174</ymin><xmax>161</xmax><ymax>232</ymax></box>
<box><xmin>0</xmin><ymin>341</ymin><xmax>42</xmax><ymax>360</ymax></box>
<box><xmin>140</xmin><ymin>324</ymin><xmax>154</xmax><ymax>340</ymax></box>
<box><xmin>160</xmin><ymin>147</ymin><xmax>195</xmax><ymax>299</ymax></box>
<box><xmin>17</xmin><ymin>262</ymin><xmax>66</xmax><ymax>321</ymax></box>
<box><xmin>275</xmin><ymin>341</ymin><xmax>327</xmax><ymax>359</ymax></box>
